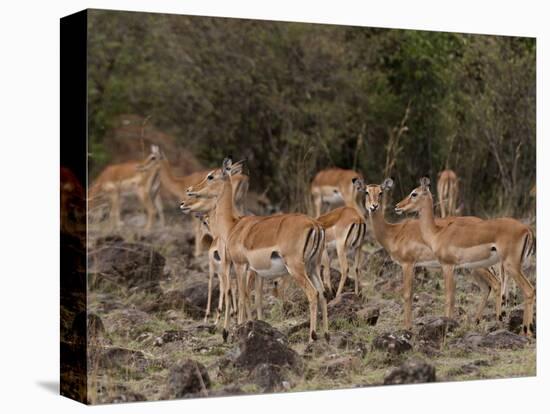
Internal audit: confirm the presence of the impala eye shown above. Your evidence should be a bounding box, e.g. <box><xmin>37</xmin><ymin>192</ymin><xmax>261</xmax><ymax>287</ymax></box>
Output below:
<box><xmin>411</xmin><ymin>192</ymin><xmax>417</xmax><ymax>198</ymax></box>
<box><xmin>365</xmin><ymin>191</ymin><xmax>369</xmax><ymax>196</ymax></box>
<box><xmin>207</xmin><ymin>175</ymin><xmax>213</xmax><ymax>181</ymax></box>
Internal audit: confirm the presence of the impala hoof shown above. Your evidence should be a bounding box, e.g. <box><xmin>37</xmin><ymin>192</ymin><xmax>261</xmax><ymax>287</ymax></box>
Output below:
<box><xmin>222</xmin><ymin>329</ymin><xmax>229</xmax><ymax>342</ymax></box>
<box><xmin>324</xmin><ymin>332</ymin><xmax>330</xmax><ymax>343</ymax></box>
<box><xmin>310</xmin><ymin>331</ymin><xmax>318</xmax><ymax>342</ymax></box>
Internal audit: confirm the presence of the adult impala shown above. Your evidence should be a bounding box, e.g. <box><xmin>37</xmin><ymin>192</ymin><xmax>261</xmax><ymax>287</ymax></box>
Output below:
<box><xmin>89</xmin><ymin>144</ymin><xmax>164</xmax><ymax>231</ymax></box>
<box><xmin>180</xmin><ymin>162</ymin><xmax>248</xmax><ymax>324</ymax></box>
<box><xmin>361</xmin><ymin>178</ymin><xmax>501</xmax><ymax>328</ymax></box>
<box><xmin>184</xmin><ymin>158</ymin><xmax>329</xmax><ymax>343</ymax></box>
<box><xmin>437</xmin><ymin>169</ymin><xmax>458</xmax><ymax>218</ymax></box>
<box><xmin>311</xmin><ymin>168</ymin><xmax>363</xmax><ymax>217</ymax></box>
<box><xmin>396</xmin><ymin>177</ymin><xmax>535</xmax><ymax>336</ymax></box>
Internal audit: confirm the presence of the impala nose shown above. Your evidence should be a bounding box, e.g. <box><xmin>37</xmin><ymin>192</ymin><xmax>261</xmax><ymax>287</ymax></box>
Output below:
<box><xmin>370</xmin><ymin>203</ymin><xmax>379</xmax><ymax>212</ymax></box>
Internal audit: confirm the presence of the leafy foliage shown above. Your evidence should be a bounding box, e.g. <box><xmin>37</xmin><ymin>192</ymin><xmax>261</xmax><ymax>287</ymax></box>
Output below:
<box><xmin>87</xmin><ymin>10</ymin><xmax>535</xmax><ymax>215</ymax></box>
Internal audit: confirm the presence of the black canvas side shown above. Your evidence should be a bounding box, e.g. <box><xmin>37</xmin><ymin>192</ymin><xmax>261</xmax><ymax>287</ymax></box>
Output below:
<box><xmin>60</xmin><ymin>9</ymin><xmax>88</xmax><ymax>405</ymax></box>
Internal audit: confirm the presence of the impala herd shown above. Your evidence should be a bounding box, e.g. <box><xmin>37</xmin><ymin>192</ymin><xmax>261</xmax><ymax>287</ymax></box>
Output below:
<box><xmin>89</xmin><ymin>145</ymin><xmax>536</xmax><ymax>342</ymax></box>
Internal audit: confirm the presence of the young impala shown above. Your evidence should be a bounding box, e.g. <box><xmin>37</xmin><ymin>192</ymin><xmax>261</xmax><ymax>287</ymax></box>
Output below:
<box><xmin>437</xmin><ymin>169</ymin><xmax>458</xmax><ymax>218</ymax></box>
<box><xmin>316</xmin><ymin>177</ymin><xmax>367</xmax><ymax>297</ymax></box>
<box><xmin>184</xmin><ymin>158</ymin><xmax>329</xmax><ymax>343</ymax></box>
<box><xmin>361</xmin><ymin>178</ymin><xmax>502</xmax><ymax>328</ymax></box>
<box><xmin>311</xmin><ymin>168</ymin><xmax>363</xmax><ymax>217</ymax></box>
<box><xmin>396</xmin><ymin>177</ymin><xmax>535</xmax><ymax>336</ymax></box>
<box><xmin>88</xmin><ymin>144</ymin><xmax>164</xmax><ymax>231</ymax></box>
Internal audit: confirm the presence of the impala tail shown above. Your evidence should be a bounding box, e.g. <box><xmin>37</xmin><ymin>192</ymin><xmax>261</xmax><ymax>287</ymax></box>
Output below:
<box><xmin>303</xmin><ymin>225</ymin><xmax>326</xmax><ymax>267</ymax></box>
<box><xmin>521</xmin><ymin>227</ymin><xmax>536</xmax><ymax>264</ymax></box>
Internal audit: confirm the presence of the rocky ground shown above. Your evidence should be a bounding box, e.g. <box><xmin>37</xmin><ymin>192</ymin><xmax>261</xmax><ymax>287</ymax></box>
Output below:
<box><xmin>83</xmin><ymin>208</ymin><xmax>536</xmax><ymax>404</ymax></box>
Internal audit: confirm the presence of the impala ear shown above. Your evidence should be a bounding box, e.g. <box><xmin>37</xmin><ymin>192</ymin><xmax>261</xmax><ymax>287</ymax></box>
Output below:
<box><xmin>420</xmin><ymin>176</ymin><xmax>431</xmax><ymax>190</ymax></box>
<box><xmin>381</xmin><ymin>177</ymin><xmax>394</xmax><ymax>191</ymax></box>
<box><xmin>222</xmin><ymin>157</ymin><xmax>233</xmax><ymax>176</ymax></box>
<box><xmin>352</xmin><ymin>177</ymin><xmax>365</xmax><ymax>191</ymax></box>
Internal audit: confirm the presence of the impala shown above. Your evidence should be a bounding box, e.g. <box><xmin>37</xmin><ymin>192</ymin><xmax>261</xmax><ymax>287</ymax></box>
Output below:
<box><xmin>311</xmin><ymin>168</ymin><xmax>363</xmax><ymax>217</ymax></box>
<box><xmin>153</xmin><ymin>148</ymin><xmax>249</xmax><ymax>256</ymax></box>
<box><xmin>179</xmin><ymin>164</ymin><xmax>248</xmax><ymax>324</ymax></box>
<box><xmin>184</xmin><ymin>158</ymin><xmax>329</xmax><ymax>343</ymax></box>
<box><xmin>395</xmin><ymin>177</ymin><xmax>535</xmax><ymax>336</ymax></box>
<box><xmin>316</xmin><ymin>178</ymin><xmax>367</xmax><ymax>297</ymax></box>
<box><xmin>88</xmin><ymin>144</ymin><xmax>164</xmax><ymax>231</ymax></box>
<box><xmin>437</xmin><ymin>169</ymin><xmax>458</xmax><ymax>218</ymax></box>
<box><xmin>361</xmin><ymin>177</ymin><xmax>502</xmax><ymax>328</ymax></box>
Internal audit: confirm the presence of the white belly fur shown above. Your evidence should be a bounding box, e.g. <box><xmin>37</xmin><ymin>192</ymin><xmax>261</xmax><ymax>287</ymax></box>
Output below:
<box><xmin>251</xmin><ymin>256</ymin><xmax>289</xmax><ymax>280</ymax></box>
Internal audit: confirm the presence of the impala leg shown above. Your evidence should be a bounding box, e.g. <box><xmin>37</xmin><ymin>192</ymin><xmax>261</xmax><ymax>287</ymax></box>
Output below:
<box><xmin>352</xmin><ymin>246</ymin><xmax>363</xmax><ymax>295</ymax></box>
<box><xmin>439</xmin><ymin>191</ymin><xmax>446</xmax><ymax>218</ymax></box>
<box><xmin>154</xmin><ymin>193</ymin><xmax>165</xmax><ymax>227</ymax></box>
<box><xmin>204</xmin><ymin>259</ymin><xmax>214</xmax><ymax>323</ymax></box>
<box><xmin>321</xmin><ymin>250</ymin><xmax>333</xmax><ymax>295</ymax></box>
<box><xmin>245</xmin><ymin>269</ymin><xmax>255</xmax><ymax>320</ymax></box>
<box><xmin>287</xmin><ymin>260</ymin><xmax>319</xmax><ymax>342</ymax></box>
<box><xmin>335</xmin><ymin>240</ymin><xmax>349</xmax><ymax>297</ymax></box>
<box><xmin>234</xmin><ymin>263</ymin><xmax>249</xmax><ymax>324</ymax></box>
<box><xmin>214</xmin><ymin>267</ymin><xmax>224</xmax><ymax>326</ymax></box>
<box><xmin>221</xmin><ymin>261</ymin><xmax>232</xmax><ymax>342</ymax></box>
<box><xmin>442</xmin><ymin>265</ymin><xmax>456</xmax><ymax>319</ymax></box>
<box><xmin>402</xmin><ymin>264</ymin><xmax>414</xmax><ymax>329</ymax></box>
<box><xmin>192</xmin><ymin>218</ymin><xmax>202</xmax><ymax>257</ymax></box>
<box><xmin>312</xmin><ymin>192</ymin><xmax>322</xmax><ymax>218</ymax></box>
<box><xmin>110</xmin><ymin>190</ymin><xmax>122</xmax><ymax>228</ymax></box>
<box><xmin>137</xmin><ymin>187</ymin><xmax>155</xmax><ymax>232</ymax></box>
<box><xmin>505</xmin><ymin>260</ymin><xmax>535</xmax><ymax>336</ymax></box>
<box><xmin>310</xmin><ymin>261</ymin><xmax>329</xmax><ymax>342</ymax></box>
<box><xmin>254</xmin><ymin>272</ymin><xmax>264</xmax><ymax>320</ymax></box>
<box><xmin>470</xmin><ymin>268</ymin><xmax>496</xmax><ymax>324</ymax></box>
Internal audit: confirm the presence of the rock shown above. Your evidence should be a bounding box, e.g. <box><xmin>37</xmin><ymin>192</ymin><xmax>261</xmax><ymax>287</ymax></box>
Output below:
<box><xmin>94</xmin><ymin>384</ymin><xmax>146</xmax><ymax>404</ymax></box>
<box><xmin>249</xmin><ymin>363</ymin><xmax>289</xmax><ymax>392</ymax></box>
<box><xmin>102</xmin><ymin>308</ymin><xmax>152</xmax><ymax>339</ymax></box>
<box><xmin>417</xmin><ymin>316</ymin><xmax>458</xmax><ymax>343</ymax></box>
<box><xmin>335</xmin><ymin>332</ymin><xmax>368</xmax><ymax>357</ymax></box>
<box><xmin>479</xmin><ymin>329</ymin><xmax>529</xmax><ymax>349</ymax></box>
<box><xmin>449</xmin><ymin>360</ymin><xmax>491</xmax><ymax>376</ymax></box>
<box><xmin>154</xmin><ymin>330</ymin><xmax>188</xmax><ymax>346</ymax></box>
<box><xmin>232</xmin><ymin>320</ymin><xmax>304</xmax><ymax>375</ymax></box>
<box><xmin>95</xmin><ymin>347</ymin><xmax>149</xmax><ymax>372</ymax></box>
<box><xmin>451</xmin><ymin>329</ymin><xmax>529</xmax><ymax>350</ymax></box>
<box><xmin>327</xmin><ymin>267</ymin><xmax>355</xmax><ymax>296</ymax></box>
<box><xmin>168</xmin><ymin>359</ymin><xmax>211</xmax><ymax>398</ymax></box>
<box><xmin>141</xmin><ymin>289</ymin><xmax>204</xmax><ymax>319</ymax></box>
<box><xmin>182</xmin><ymin>280</ymin><xmax>220</xmax><ymax>312</ymax></box>
<box><xmin>508</xmin><ymin>308</ymin><xmax>536</xmax><ymax>336</ymax></box>
<box><xmin>328</xmin><ymin>292</ymin><xmax>363</xmax><ymax>322</ymax></box>
<box><xmin>384</xmin><ymin>359</ymin><xmax>436</xmax><ymax>385</ymax></box>
<box><xmin>372</xmin><ymin>331</ymin><xmax>413</xmax><ymax>355</ymax></box>
<box><xmin>88</xmin><ymin>241</ymin><xmax>166</xmax><ymax>292</ymax></box>
<box><xmin>357</xmin><ymin>306</ymin><xmax>380</xmax><ymax>326</ymax></box>
<box><xmin>322</xmin><ymin>356</ymin><xmax>359</xmax><ymax>379</ymax></box>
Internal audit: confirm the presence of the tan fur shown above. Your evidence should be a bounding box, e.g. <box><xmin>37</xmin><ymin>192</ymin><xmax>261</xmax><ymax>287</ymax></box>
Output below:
<box><xmin>395</xmin><ymin>178</ymin><xmax>535</xmax><ymax>336</ymax></box>
<box><xmin>364</xmin><ymin>180</ymin><xmax>501</xmax><ymax>328</ymax></box>
<box><xmin>311</xmin><ymin>168</ymin><xmax>363</xmax><ymax>217</ymax></box>
<box><xmin>437</xmin><ymin>169</ymin><xmax>458</xmax><ymax>218</ymax></box>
